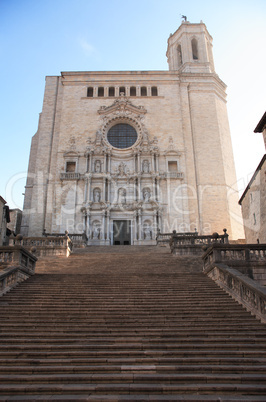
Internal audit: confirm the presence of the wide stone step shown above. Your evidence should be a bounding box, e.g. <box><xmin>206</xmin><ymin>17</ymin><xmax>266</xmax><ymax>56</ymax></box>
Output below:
<box><xmin>0</xmin><ymin>382</ymin><xmax>266</xmax><ymax>396</ymax></box>
<box><xmin>0</xmin><ymin>394</ymin><xmax>265</xmax><ymax>401</ymax></box>
<box><xmin>1</xmin><ymin>357</ymin><xmax>266</xmax><ymax>366</ymax></box>
<box><xmin>1</xmin><ymin>372</ymin><xmax>266</xmax><ymax>384</ymax></box>
<box><xmin>1</xmin><ymin>364</ymin><xmax>266</xmax><ymax>374</ymax></box>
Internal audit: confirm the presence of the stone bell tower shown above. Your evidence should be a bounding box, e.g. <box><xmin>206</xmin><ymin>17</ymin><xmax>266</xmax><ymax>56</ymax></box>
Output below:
<box><xmin>166</xmin><ymin>20</ymin><xmax>215</xmax><ymax>73</ymax></box>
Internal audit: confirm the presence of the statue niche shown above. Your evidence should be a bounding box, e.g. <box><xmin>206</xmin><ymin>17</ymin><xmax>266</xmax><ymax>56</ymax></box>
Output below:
<box><xmin>93</xmin><ymin>188</ymin><xmax>101</xmax><ymax>203</ymax></box>
<box><xmin>142</xmin><ymin>160</ymin><xmax>150</xmax><ymax>173</ymax></box>
<box><xmin>143</xmin><ymin>220</ymin><xmax>152</xmax><ymax>240</ymax></box>
<box><xmin>143</xmin><ymin>187</ymin><xmax>151</xmax><ymax>202</ymax></box>
<box><xmin>94</xmin><ymin>160</ymin><xmax>101</xmax><ymax>173</ymax></box>
<box><xmin>118</xmin><ymin>188</ymin><xmax>126</xmax><ymax>204</ymax></box>
<box><xmin>91</xmin><ymin>220</ymin><xmax>101</xmax><ymax>239</ymax></box>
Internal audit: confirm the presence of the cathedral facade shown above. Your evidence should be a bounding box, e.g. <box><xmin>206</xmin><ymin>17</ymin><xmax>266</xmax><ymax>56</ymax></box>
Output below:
<box><xmin>21</xmin><ymin>21</ymin><xmax>244</xmax><ymax>244</ymax></box>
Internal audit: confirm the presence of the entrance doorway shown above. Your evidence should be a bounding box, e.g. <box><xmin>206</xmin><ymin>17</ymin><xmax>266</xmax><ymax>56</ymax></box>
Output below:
<box><xmin>113</xmin><ymin>220</ymin><xmax>131</xmax><ymax>245</ymax></box>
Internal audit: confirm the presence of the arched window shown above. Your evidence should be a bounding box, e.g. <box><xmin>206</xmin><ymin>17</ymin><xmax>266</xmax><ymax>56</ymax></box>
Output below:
<box><xmin>130</xmin><ymin>86</ymin><xmax>136</xmax><ymax>96</ymax></box>
<box><xmin>141</xmin><ymin>87</ymin><xmax>147</xmax><ymax>96</ymax></box>
<box><xmin>87</xmin><ymin>87</ymin><xmax>93</xmax><ymax>97</ymax></box>
<box><xmin>177</xmin><ymin>44</ymin><xmax>183</xmax><ymax>67</ymax></box>
<box><xmin>98</xmin><ymin>87</ymin><xmax>104</xmax><ymax>97</ymax></box>
<box><xmin>109</xmin><ymin>87</ymin><xmax>115</xmax><ymax>97</ymax></box>
<box><xmin>151</xmin><ymin>87</ymin><xmax>158</xmax><ymax>96</ymax></box>
<box><xmin>191</xmin><ymin>38</ymin><xmax>198</xmax><ymax>60</ymax></box>
<box><xmin>119</xmin><ymin>86</ymin><xmax>126</xmax><ymax>95</ymax></box>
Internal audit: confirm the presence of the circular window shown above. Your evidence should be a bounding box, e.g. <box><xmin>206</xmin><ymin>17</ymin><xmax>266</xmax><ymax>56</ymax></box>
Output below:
<box><xmin>107</xmin><ymin>124</ymin><xmax>138</xmax><ymax>149</ymax></box>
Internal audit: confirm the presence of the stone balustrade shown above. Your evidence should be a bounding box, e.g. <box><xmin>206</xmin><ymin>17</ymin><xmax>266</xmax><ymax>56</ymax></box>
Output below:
<box><xmin>202</xmin><ymin>243</ymin><xmax>266</xmax><ymax>323</ymax></box>
<box><xmin>43</xmin><ymin>231</ymin><xmax>87</xmax><ymax>248</ymax></box>
<box><xmin>10</xmin><ymin>235</ymin><xmax>73</xmax><ymax>257</ymax></box>
<box><xmin>202</xmin><ymin>243</ymin><xmax>266</xmax><ymax>285</ymax></box>
<box><xmin>157</xmin><ymin>230</ymin><xmax>198</xmax><ymax>246</ymax></box>
<box><xmin>204</xmin><ymin>262</ymin><xmax>266</xmax><ymax>323</ymax></box>
<box><xmin>0</xmin><ymin>246</ymin><xmax>37</xmax><ymax>296</ymax></box>
<box><xmin>162</xmin><ymin>229</ymin><xmax>229</xmax><ymax>256</ymax></box>
<box><xmin>60</xmin><ymin>172</ymin><xmax>81</xmax><ymax>180</ymax></box>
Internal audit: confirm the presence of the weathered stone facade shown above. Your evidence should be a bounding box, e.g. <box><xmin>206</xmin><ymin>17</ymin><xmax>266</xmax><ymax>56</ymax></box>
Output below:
<box><xmin>239</xmin><ymin>157</ymin><xmax>266</xmax><ymax>244</ymax></box>
<box><xmin>21</xmin><ymin>21</ymin><xmax>244</xmax><ymax>244</ymax></box>
<box><xmin>0</xmin><ymin>196</ymin><xmax>7</xmax><ymax>246</ymax></box>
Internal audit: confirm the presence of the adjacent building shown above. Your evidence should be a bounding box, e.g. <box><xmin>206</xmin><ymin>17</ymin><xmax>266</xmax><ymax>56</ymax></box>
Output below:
<box><xmin>0</xmin><ymin>196</ymin><xmax>10</xmax><ymax>246</ymax></box>
<box><xmin>21</xmin><ymin>20</ymin><xmax>244</xmax><ymax>245</ymax></box>
<box><xmin>239</xmin><ymin>112</ymin><xmax>266</xmax><ymax>243</ymax></box>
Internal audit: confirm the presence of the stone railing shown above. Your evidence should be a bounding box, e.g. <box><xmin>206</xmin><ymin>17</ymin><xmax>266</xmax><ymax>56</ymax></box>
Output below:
<box><xmin>167</xmin><ymin>172</ymin><xmax>184</xmax><ymax>179</ymax></box>
<box><xmin>157</xmin><ymin>230</ymin><xmax>198</xmax><ymax>246</ymax></box>
<box><xmin>43</xmin><ymin>231</ymin><xmax>87</xmax><ymax>248</ymax></box>
<box><xmin>69</xmin><ymin>233</ymin><xmax>88</xmax><ymax>247</ymax></box>
<box><xmin>10</xmin><ymin>235</ymin><xmax>73</xmax><ymax>258</ymax></box>
<box><xmin>203</xmin><ymin>244</ymin><xmax>266</xmax><ymax>323</ymax></box>
<box><xmin>60</xmin><ymin>172</ymin><xmax>81</xmax><ymax>180</ymax></box>
<box><xmin>202</xmin><ymin>243</ymin><xmax>266</xmax><ymax>285</ymax></box>
<box><xmin>0</xmin><ymin>246</ymin><xmax>37</xmax><ymax>296</ymax></box>
<box><xmin>204</xmin><ymin>263</ymin><xmax>266</xmax><ymax>323</ymax></box>
<box><xmin>169</xmin><ymin>229</ymin><xmax>229</xmax><ymax>256</ymax></box>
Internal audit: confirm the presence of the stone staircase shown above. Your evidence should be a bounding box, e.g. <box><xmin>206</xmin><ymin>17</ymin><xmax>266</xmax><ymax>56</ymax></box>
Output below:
<box><xmin>0</xmin><ymin>246</ymin><xmax>266</xmax><ymax>401</ymax></box>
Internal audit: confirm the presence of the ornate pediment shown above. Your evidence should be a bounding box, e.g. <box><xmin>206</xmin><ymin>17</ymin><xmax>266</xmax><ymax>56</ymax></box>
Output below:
<box><xmin>98</xmin><ymin>95</ymin><xmax>147</xmax><ymax>121</ymax></box>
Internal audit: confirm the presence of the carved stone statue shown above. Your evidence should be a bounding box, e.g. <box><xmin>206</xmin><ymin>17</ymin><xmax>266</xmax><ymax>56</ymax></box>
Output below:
<box><xmin>143</xmin><ymin>160</ymin><xmax>149</xmax><ymax>173</ymax></box>
<box><xmin>143</xmin><ymin>188</ymin><xmax>151</xmax><ymax>202</ymax></box>
<box><xmin>118</xmin><ymin>188</ymin><xmax>126</xmax><ymax>204</ymax></box>
<box><xmin>144</xmin><ymin>227</ymin><xmax>151</xmax><ymax>240</ymax></box>
<box><xmin>92</xmin><ymin>223</ymin><xmax>101</xmax><ymax>239</ymax></box>
<box><xmin>95</xmin><ymin>160</ymin><xmax>101</xmax><ymax>173</ymax></box>
<box><xmin>94</xmin><ymin>189</ymin><xmax>101</xmax><ymax>202</ymax></box>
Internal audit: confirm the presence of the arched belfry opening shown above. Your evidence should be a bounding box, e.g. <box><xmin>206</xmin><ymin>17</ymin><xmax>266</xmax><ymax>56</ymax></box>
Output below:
<box><xmin>191</xmin><ymin>38</ymin><xmax>199</xmax><ymax>60</ymax></box>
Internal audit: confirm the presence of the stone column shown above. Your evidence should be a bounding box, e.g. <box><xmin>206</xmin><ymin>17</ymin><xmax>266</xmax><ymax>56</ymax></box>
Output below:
<box><xmin>90</xmin><ymin>153</ymin><xmax>93</xmax><ymax>172</ymax></box>
<box><xmin>103</xmin><ymin>154</ymin><xmax>106</xmax><ymax>172</ymax></box>
<box><xmin>156</xmin><ymin>178</ymin><xmax>160</xmax><ymax>202</ymax></box>
<box><xmin>151</xmin><ymin>153</ymin><xmax>155</xmax><ymax>172</ymax></box>
<box><xmin>87</xmin><ymin>212</ymin><xmax>91</xmax><ymax>239</ymax></box>
<box><xmin>138</xmin><ymin>211</ymin><xmax>142</xmax><ymax>240</ymax></box>
<box><xmin>86</xmin><ymin>154</ymin><xmax>89</xmax><ymax>173</ymax></box>
<box><xmin>152</xmin><ymin>177</ymin><xmax>157</xmax><ymax>201</ymax></box>
<box><xmin>133</xmin><ymin>212</ymin><xmax>137</xmax><ymax>241</ymax></box>
<box><xmin>84</xmin><ymin>177</ymin><xmax>88</xmax><ymax>203</ymax></box>
<box><xmin>153</xmin><ymin>212</ymin><xmax>157</xmax><ymax>240</ymax></box>
<box><xmin>137</xmin><ymin>153</ymin><xmax>141</xmax><ymax>173</ymax></box>
<box><xmin>103</xmin><ymin>177</ymin><xmax>106</xmax><ymax>202</ymax></box>
<box><xmin>101</xmin><ymin>212</ymin><xmax>105</xmax><ymax>240</ymax></box>
<box><xmin>106</xmin><ymin>211</ymin><xmax>110</xmax><ymax>241</ymax></box>
<box><xmin>88</xmin><ymin>175</ymin><xmax>92</xmax><ymax>202</ymax></box>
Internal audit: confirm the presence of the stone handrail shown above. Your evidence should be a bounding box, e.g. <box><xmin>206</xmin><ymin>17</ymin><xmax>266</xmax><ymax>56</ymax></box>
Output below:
<box><xmin>43</xmin><ymin>231</ymin><xmax>88</xmax><ymax>247</ymax></box>
<box><xmin>171</xmin><ymin>230</ymin><xmax>229</xmax><ymax>248</ymax></box>
<box><xmin>0</xmin><ymin>246</ymin><xmax>37</xmax><ymax>296</ymax></box>
<box><xmin>163</xmin><ymin>229</ymin><xmax>229</xmax><ymax>256</ymax></box>
<box><xmin>60</xmin><ymin>172</ymin><xmax>81</xmax><ymax>180</ymax></box>
<box><xmin>204</xmin><ymin>262</ymin><xmax>266</xmax><ymax>323</ymax></box>
<box><xmin>157</xmin><ymin>230</ymin><xmax>198</xmax><ymax>245</ymax></box>
<box><xmin>202</xmin><ymin>243</ymin><xmax>266</xmax><ymax>272</ymax></box>
<box><xmin>203</xmin><ymin>244</ymin><xmax>266</xmax><ymax>322</ymax></box>
<box><xmin>10</xmin><ymin>235</ymin><xmax>73</xmax><ymax>257</ymax></box>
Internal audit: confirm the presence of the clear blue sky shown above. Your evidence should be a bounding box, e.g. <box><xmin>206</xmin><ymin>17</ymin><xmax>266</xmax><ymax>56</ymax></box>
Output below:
<box><xmin>0</xmin><ymin>0</ymin><xmax>265</xmax><ymax>209</ymax></box>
